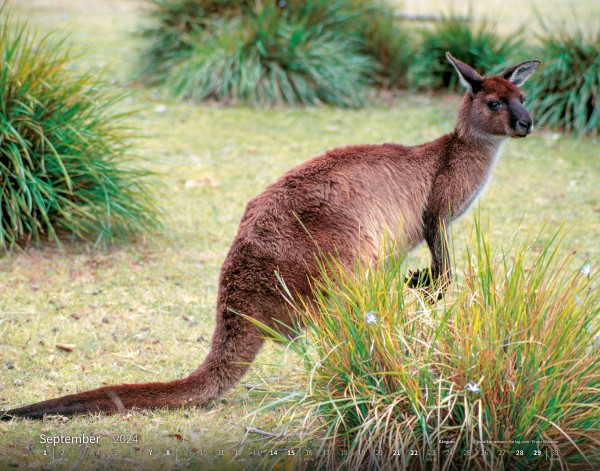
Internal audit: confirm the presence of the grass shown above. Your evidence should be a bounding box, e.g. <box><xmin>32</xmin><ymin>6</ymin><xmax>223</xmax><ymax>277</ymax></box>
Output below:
<box><xmin>1</xmin><ymin>0</ymin><xmax>599</xmax><ymax>469</ymax></box>
<box><xmin>0</xmin><ymin>7</ymin><xmax>160</xmax><ymax>250</ymax></box>
<box><xmin>255</xmin><ymin>218</ymin><xmax>599</xmax><ymax>470</ymax></box>
<box><xmin>138</xmin><ymin>0</ymin><xmax>249</xmax><ymax>83</ymax></box>
<box><xmin>528</xmin><ymin>24</ymin><xmax>600</xmax><ymax>135</ymax></box>
<box><xmin>409</xmin><ymin>11</ymin><xmax>522</xmax><ymax>91</ymax></box>
<box><xmin>165</xmin><ymin>7</ymin><xmax>373</xmax><ymax>107</ymax></box>
<box><xmin>138</xmin><ymin>0</ymin><xmax>409</xmax><ymax>106</ymax></box>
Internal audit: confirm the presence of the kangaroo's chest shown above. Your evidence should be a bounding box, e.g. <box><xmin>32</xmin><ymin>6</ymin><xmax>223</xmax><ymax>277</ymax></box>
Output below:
<box><xmin>453</xmin><ymin>171</ymin><xmax>494</xmax><ymax>218</ymax></box>
<box><xmin>437</xmin><ymin>151</ymin><xmax>501</xmax><ymax>219</ymax></box>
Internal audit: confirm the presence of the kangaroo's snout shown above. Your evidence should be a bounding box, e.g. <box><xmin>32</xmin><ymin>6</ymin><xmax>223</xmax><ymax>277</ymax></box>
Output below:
<box><xmin>515</xmin><ymin>118</ymin><xmax>533</xmax><ymax>136</ymax></box>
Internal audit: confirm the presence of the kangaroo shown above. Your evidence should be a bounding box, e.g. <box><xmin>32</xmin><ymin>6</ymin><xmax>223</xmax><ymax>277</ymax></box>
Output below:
<box><xmin>2</xmin><ymin>53</ymin><xmax>540</xmax><ymax>419</ymax></box>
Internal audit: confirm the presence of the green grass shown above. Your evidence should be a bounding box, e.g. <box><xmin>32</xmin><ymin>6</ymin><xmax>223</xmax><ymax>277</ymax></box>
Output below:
<box><xmin>138</xmin><ymin>0</ymin><xmax>409</xmax><ymax>106</ymax></box>
<box><xmin>1</xmin><ymin>0</ymin><xmax>599</xmax><ymax>469</ymax></box>
<box><xmin>138</xmin><ymin>0</ymin><xmax>249</xmax><ymax>83</ymax></box>
<box><xmin>0</xmin><ymin>7</ymin><xmax>160</xmax><ymax>250</ymax></box>
<box><xmin>528</xmin><ymin>24</ymin><xmax>600</xmax><ymax>135</ymax></box>
<box><xmin>165</xmin><ymin>7</ymin><xmax>373</xmax><ymax>107</ymax></box>
<box><xmin>409</xmin><ymin>11</ymin><xmax>522</xmax><ymax>91</ymax></box>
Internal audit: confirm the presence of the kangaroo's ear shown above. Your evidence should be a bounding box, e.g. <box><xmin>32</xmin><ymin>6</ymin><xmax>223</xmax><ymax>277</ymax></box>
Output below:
<box><xmin>446</xmin><ymin>52</ymin><xmax>483</xmax><ymax>94</ymax></box>
<box><xmin>500</xmin><ymin>60</ymin><xmax>542</xmax><ymax>87</ymax></box>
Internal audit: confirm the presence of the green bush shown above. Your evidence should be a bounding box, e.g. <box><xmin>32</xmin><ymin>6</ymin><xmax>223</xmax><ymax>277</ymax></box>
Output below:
<box><xmin>138</xmin><ymin>0</ymin><xmax>411</xmax><ymax>106</ymax></box>
<box><xmin>167</xmin><ymin>7</ymin><xmax>373</xmax><ymax>107</ymax></box>
<box><xmin>410</xmin><ymin>12</ymin><xmax>521</xmax><ymax>91</ymax></box>
<box><xmin>258</xmin><ymin>219</ymin><xmax>599</xmax><ymax>470</ymax></box>
<box><xmin>278</xmin><ymin>0</ymin><xmax>413</xmax><ymax>89</ymax></box>
<box><xmin>528</xmin><ymin>26</ymin><xmax>600</xmax><ymax>135</ymax></box>
<box><xmin>139</xmin><ymin>0</ymin><xmax>249</xmax><ymax>83</ymax></box>
<box><xmin>0</xmin><ymin>10</ymin><xmax>161</xmax><ymax>250</ymax></box>
<box><xmin>348</xmin><ymin>0</ymin><xmax>413</xmax><ymax>88</ymax></box>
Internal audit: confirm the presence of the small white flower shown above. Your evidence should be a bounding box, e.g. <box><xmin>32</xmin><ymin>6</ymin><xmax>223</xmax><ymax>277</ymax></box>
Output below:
<box><xmin>365</xmin><ymin>311</ymin><xmax>378</xmax><ymax>325</ymax></box>
<box><xmin>465</xmin><ymin>382</ymin><xmax>480</xmax><ymax>393</ymax></box>
<box><xmin>581</xmin><ymin>263</ymin><xmax>592</xmax><ymax>276</ymax></box>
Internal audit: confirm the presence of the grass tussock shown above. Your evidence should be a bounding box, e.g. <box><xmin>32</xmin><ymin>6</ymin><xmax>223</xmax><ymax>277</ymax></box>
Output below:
<box><xmin>258</xmin><ymin>219</ymin><xmax>599</xmax><ymax>470</ymax></box>
<box><xmin>139</xmin><ymin>0</ymin><xmax>410</xmax><ymax>106</ymax></box>
<box><xmin>409</xmin><ymin>12</ymin><xmax>522</xmax><ymax>91</ymax></box>
<box><xmin>0</xmin><ymin>8</ymin><xmax>161</xmax><ymax>250</ymax></box>
<box><xmin>167</xmin><ymin>6</ymin><xmax>373</xmax><ymax>107</ymax></box>
<box><xmin>528</xmin><ymin>24</ymin><xmax>600</xmax><ymax>135</ymax></box>
<box><xmin>138</xmin><ymin>0</ymin><xmax>250</xmax><ymax>83</ymax></box>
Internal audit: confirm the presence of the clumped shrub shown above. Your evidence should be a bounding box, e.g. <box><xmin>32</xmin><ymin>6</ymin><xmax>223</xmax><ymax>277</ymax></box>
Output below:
<box><xmin>410</xmin><ymin>12</ymin><xmax>521</xmax><ymax>91</ymax></box>
<box><xmin>138</xmin><ymin>0</ymin><xmax>411</xmax><ymax>106</ymax></box>
<box><xmin>167</xmin><ymin>6</ymin><xmax>373</xmax><ymax>107</ymax></box>
<box><xmin>259</xmin><ymin>219</ymin><xmax>599</xmax><ymax>470</ymax></box>
<box><xmin>350</xmin><ymin>0</ymin><xmax>413</xmax><ymax>88</ymax></box>
<box><xmin>0</xmin><ymin>10</ymin><xmax>161</xmax><ymax>250</ymax></box>
<box><xmin>139</xmin><ymin>0</ymin><xmax>250</xmax><ymax>82</ymax></box>
<box><xmin>527</xmin><ymin>26</ymin><xmax>600</xmax><ymax>135</ymax></box>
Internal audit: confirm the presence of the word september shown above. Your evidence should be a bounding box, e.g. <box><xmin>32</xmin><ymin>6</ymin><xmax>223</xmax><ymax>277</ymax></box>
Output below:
<box><xmin>39</xmin><ymin>434</ymin><xmax>100</xmax><ymax>447</ymax></box>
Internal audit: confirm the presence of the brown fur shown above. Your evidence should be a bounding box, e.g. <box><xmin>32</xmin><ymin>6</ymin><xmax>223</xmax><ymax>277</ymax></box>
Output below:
<box><xmin>1</xmin><ymin>54</ymin><xmax>541</xmax><ymax>419</ymax></box>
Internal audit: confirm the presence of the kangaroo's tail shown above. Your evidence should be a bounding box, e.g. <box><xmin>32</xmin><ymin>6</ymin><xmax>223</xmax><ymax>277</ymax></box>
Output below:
<box><xmin>1</xmin><ymin>315</ymin><xmax>265</xmax><ymax>420</ymax></box>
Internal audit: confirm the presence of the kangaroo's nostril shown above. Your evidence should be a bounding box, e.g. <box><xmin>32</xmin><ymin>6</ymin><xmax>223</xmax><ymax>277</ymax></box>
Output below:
<box><xmin>517</xmin><ymin>120</ymin><xmax>531</xmax><ymax>131</ymax></box>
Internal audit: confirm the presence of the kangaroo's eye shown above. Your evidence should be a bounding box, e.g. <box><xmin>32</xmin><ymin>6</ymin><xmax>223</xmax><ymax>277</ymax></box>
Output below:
<box><xmin>487</xmin><ymin>100</ymin><xmax>503</xmax><ymax>110</ymax></box>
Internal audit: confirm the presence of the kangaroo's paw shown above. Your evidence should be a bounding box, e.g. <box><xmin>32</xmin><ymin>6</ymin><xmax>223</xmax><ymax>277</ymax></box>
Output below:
<box><xmin>406</xmin><ymin>269</ymin><xmax>449</xmax><ymax>304</ymax></box>
<box><xmin>405</xmin><ymin>268</ymin><xmax>433</xmax><ymax>289</ymax></box>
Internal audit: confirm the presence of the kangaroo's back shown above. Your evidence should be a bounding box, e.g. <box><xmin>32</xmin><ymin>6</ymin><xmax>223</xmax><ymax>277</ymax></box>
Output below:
<box><xmin>236</xmin><ymin>144</ymin><xmax>439</xmax><ymax>268</ymax></box>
